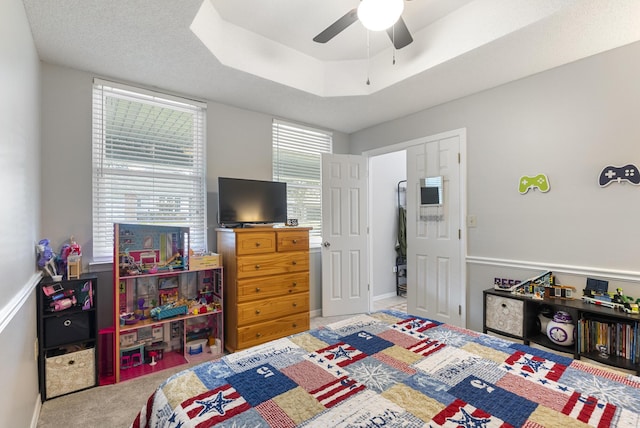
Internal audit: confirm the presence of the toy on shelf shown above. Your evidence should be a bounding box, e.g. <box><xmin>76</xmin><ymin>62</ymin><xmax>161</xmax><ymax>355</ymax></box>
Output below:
<box><xmin>37</xmin><ymin>238</ymin><xmax>60</xmax><ymax>280</ymax></box>
<box><xmin>120</xmin><ymin>312</ymin><xmax>141</xmax><ymax>325</ymax></box>
<box><xmin>546</xmin><ymin>311</ymin><xmax>575</xmax><ymax>346</ymax></box>
<box><xmin>494</xmin><ymin>277</ymin><xmax>521</xmax><ymax>292</ymax></box>
<box><xmin>60</xmin><ymin>236</ymin><xmax>82</xmax><ymax>280</ymax></box>
<box><xmin>50</xmin><ymin>296</ymin><xmax>77</xmax><ymax>312</ymax></box>
<box><xmin>582</xmin><ymin>278</ymin><xmax>640</xmax><ymax>314</ymax></box>
<box><xmin>502</xmin><ymin>271</ymin><xmax>576</xmax><ymax>300</ymax></box>
<box><xmin>546</xmin><ymin>284</ymin><xmax>577</xmax><ymax>299</ymax></box>
<box><xmin>510</xmin><ymin>271</ymin><xmax>552</xmax><ymax>299</ymax></box>
<box><xmin>119</xmin><ymin>250</ymin><xmax>143</xmax><ymax>276</ymax></box>
<box><xmin>80</xmin><ymin>280</ymin><xmax>94</xmax><ymax>310</ymax></box>
<box><xmin>42</xmin><ymin>282</ymin><xmax>64</xmax><ymax>297</ymax></box>
<box><xmin>615</xmin><ymin>288</ymin><xmax>640</xmax><ymax>314</ymax></box>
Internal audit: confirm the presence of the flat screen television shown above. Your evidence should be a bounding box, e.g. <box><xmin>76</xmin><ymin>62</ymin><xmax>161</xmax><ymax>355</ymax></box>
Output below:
<box><xmin>218</xmin><ymin>177</ymin><xmax>287</xmax><ymax>226</ymax></box>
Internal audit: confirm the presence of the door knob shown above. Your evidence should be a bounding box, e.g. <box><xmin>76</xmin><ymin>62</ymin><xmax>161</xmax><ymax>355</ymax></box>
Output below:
<box><xmin>323</xmin><ymin>241</ymin><xmax>330</xmax><ymax>248</ymax></box>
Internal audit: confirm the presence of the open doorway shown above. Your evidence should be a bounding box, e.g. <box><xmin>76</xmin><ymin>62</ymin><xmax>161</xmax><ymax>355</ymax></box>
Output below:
<box><xmin>365</xmin><ymin>129</ymin><xmax>466</xmax><ymax>326</ymax></box>
<box><xmin>369</xmin><ymin>150</ymin><xmax>407</xmax><ymax>310</ymax></box>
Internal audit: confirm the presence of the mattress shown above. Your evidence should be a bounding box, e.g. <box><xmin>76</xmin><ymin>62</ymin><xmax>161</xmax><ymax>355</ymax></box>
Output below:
<box><xmin>131</xmin><ymin>310</ymin><xmax>640</xmax><ymax>427</ymax></box>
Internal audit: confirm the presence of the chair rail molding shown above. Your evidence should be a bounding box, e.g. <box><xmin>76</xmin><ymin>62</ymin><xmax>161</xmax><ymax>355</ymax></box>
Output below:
<box><xmin>466</xmin><ymin>256</ymin><xmax>640</xmax><ymax>283</ymax></box>
<box><xmin>0</xmin><ymin>272</ymin><xmax>42</xmax><ymax>333</ymax></box>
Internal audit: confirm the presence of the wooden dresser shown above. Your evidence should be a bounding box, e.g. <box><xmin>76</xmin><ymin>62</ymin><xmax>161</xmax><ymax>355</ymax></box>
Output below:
<box><xmin>217</xmin><ymin>227</ymin><xmax>311</xmax><ymax>352</ymax></box>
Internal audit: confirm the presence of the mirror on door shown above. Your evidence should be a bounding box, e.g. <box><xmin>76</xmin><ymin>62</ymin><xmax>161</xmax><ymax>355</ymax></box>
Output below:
<box><xmin>420</xmin><ymin>176</ymin><xmax>443</xmax><ymax>205</ymax></box>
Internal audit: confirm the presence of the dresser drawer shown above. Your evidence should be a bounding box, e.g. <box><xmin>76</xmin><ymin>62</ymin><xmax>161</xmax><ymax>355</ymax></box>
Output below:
<box><xmin>237</xmin><ymin>292</ymin><xmax>309</xmax><ymax>326</ymax></box>
<box><xmin>485</xmin><ymin>294</ymin><xmax>524</xmax><ymax>337</ymax></box>
<box><xmin>277</xmin><ymin>230</ymin><xmax>309</xmax><ymax>252</ymax></box>
<box><xmin>237</xmin><ymin>272</ymin><xmax>309</xmax><ymax>303</ymax></box>
<box><xmin>237</xmin><ymin>312</ymin><xmax>309</xmax><ymax>350</ymax></box>
<box><xmin>236</xmin><ymin>232</ymin><xmax>276</xmax><ymax>255</ymax></box>
<box><xmin>237</xmin><ymin>251</ymin><xmax>309</xmax><ymax>278</ymax></box>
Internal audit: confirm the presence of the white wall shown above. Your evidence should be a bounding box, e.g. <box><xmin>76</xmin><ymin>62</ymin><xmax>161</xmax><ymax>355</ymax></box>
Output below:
<box><xmin>0</xmin><ymin>0</ymin><xmax>42</xmax><ymax>426</ymax></box>
<box><xmin>370</xmin><ymin>151</ymin><xmax>406</xmax><ymax>298</ymax></box>
<box><xmin>39</xmin><ymin>63</ymin><xmax>350</xmax><ymax>321</ymax></box>
<box><xmin>350</xmin><ymin>41</ymin><xmax>640</xmax><ymax>332</ymax></box>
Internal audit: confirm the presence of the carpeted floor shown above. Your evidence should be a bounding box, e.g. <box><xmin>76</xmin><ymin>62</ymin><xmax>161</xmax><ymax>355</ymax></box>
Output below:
<box><xmin>388</xmin><ymin>301</ymin><xmax>407</xmax><ymax>312</ymax></box>
<box><xmin>37</xmin><ymin>297</ymin><xmax>407</xmax><ymax>427</ymax></box>
<box><xmin>36</xmin><ymin>362</ymin><xmax>198</xmax><ymax>428</ymax></box>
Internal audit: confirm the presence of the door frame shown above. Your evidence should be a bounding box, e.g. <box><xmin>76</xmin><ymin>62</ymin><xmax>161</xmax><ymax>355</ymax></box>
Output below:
<box><xmin>362</xmin><ymin>128</ymin><xmax>467</xmax><ymax>323</ymax></box>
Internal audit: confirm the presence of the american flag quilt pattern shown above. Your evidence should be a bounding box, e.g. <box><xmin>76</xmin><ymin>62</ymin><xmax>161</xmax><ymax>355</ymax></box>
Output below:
<box><xmin>132</xmin><ymin>311</ymin><xmax>640</xmax><ymax>427</ymax></box>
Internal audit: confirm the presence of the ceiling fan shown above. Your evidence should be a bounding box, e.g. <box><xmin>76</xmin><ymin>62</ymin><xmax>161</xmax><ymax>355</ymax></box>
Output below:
<box><xmin>313</xmin><ymin>0</ymin><xmax>414</xmax><ymax>50</ymax></box>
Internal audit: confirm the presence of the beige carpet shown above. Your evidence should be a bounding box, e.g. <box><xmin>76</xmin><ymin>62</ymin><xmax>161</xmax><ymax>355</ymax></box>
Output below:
<box><xmin>38</xmin><ymin>300</ymin><xmax>407</xmax><ymax>427</ymax></box>
<box><xmin>37</xmin><ymin>363</ymin><xmax>194</xmax><ymax>428</ymax></box>
<box><xmin>388</xmin><ymin>302</ymin><xmax>407</xmax><ymax>312</ymax></box>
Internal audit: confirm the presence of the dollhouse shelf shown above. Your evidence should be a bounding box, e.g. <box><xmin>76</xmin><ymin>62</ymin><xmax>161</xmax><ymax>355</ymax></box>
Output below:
<box><xmin>119</xmin><ymin>309</ymin><xmax>223</xmax><ymax>333</ymax></box>
<box><xmin>107</xmin><ymin>223</ymin><xmax>224</xmax><ymax>384</ymax></box>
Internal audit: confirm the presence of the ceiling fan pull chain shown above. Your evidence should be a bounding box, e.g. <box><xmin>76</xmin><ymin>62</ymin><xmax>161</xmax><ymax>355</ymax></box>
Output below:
<box><xmin>392</xmin><ymin>23</ymin><xmax>397</xmax><ymax>65</ymax></box>
<box><xmin>366</xmin><ymin>30</ymin><xmax>371</xmax><ymax>85</ymax></box>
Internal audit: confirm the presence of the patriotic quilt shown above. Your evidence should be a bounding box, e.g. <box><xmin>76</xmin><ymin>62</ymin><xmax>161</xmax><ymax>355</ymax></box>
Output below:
<box><xmin>131</xmin><ymin>310</ymin><xmax>640</xmax><ymax>427</ymax></box>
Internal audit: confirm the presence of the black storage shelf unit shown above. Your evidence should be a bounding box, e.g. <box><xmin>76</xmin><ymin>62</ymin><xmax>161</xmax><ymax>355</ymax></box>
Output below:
<box><xmin>37</xmin><ymin>274</ymin><xmax>98</xmax><ymax>401</ymax></box>
<box><xmin>483</xmin><ymin>288</ymin><xmax>640</xmax><ymax>375</ymax></box>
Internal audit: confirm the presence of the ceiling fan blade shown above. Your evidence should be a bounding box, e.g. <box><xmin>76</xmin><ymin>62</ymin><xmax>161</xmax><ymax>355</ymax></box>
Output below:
<box><xmin>313</xmin><ymin>8</ymin><xmax>358</xmax><ymax>43</ymax></box>
<box><xmin>386</xmin><ymin>17</ymin><xmax>413</xmax><ymax>49</ymax></box>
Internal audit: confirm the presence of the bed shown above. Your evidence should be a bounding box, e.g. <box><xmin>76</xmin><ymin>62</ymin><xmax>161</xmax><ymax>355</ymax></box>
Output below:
<box><xmin>131</xmin><ymin>310</ymin><xmax>640</xmax><ymax>427</ymax></box>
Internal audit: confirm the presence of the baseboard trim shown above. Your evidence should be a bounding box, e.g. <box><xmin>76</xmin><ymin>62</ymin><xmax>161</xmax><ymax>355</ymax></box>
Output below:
<box><xmin>466</xmin><ymin>256</ymin><xmax>640</xmax><ymax>282</ymax></box>
<box><xmin>31</xmin><ymin>394</ymin><xmax>42</xmax><ymax>428</ymax></box>
<box><xmin>373</xmin><ymin>292</ymin><xmax>398</xmax><ymax>301</ymax></box>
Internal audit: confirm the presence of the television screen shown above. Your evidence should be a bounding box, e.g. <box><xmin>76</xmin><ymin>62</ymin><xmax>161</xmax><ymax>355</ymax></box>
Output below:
<box><xmin>218</xmin><ymin>177</ymin><xmax>287</xmax><ymax>225</ymax></box>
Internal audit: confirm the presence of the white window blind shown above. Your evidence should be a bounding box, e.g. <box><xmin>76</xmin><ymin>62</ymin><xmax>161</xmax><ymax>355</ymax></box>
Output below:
<box><xmin>92</xmin><ymin>79</ymin><xmax>207</xmax><ymax>261</ymax></box>
<box><xmin>272</xmin><ymin>119</ymin><xmax>332</xmax><ymax>243</ymax></box>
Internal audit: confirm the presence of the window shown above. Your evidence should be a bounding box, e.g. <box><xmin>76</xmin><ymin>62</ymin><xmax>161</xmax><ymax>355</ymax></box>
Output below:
<box><xmin>272</xmin><ymin>119</ymin><xmax>332</xmax><ymax>244</ymax></box>
<box><xmin>92</xmin><ymin>79</ymin><xmax>207</xmax><ymax>261</ymax></box>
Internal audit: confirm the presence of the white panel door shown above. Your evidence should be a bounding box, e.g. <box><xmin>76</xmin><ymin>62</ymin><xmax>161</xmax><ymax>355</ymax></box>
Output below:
<box><xmin>406</xmin><ymin>132</ymin><xmax>465</xmax><ymax>327</ymax></box>
<box><xmin>321</xmin><ymin>154</ymin><xmax>369</xmax><ymax>317</ymax></box>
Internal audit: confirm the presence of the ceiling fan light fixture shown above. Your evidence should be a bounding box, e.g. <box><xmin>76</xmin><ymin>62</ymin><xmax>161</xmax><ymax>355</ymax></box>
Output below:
<box><xmin>357</xmin><ymin>0</ymin><xmax>404</xmax><ymax>32</ymax></box>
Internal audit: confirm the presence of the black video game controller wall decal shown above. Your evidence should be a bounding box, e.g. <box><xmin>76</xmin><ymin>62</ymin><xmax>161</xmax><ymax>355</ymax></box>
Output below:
<box><xmin>599</xmin><ymin>164</ymin><xmax>640</xmax><ymax>187</ymax></box>
<box><xmin>519</xmin><ymin>173</ymin><xmax>550</xmax><ymax>194</ymax></box>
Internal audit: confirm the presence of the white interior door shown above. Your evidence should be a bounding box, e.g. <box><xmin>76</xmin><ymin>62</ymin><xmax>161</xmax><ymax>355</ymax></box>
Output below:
<box><xmin>406</xmin><ymin>131</ymin><xmax>465</xmax><ymax>327</ymax></box>
<box><xmin>321</xmin><ymin>153</ymin><xmax>369</xmax><ymax>317</ymax></box>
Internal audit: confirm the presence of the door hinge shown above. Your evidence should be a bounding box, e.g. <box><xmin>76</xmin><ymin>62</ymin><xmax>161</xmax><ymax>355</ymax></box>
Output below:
<box><xmin>459</xmin><ymin>305</ymin><xmax>462</xmax><ymax>316</ymax></box>
<box><xmin>458</xmin><ymin>153</ymin><xmax>461</xmax><ymax>164</ymax></box>
<box><xmin>458</xmin><ymin>229</ymin><xmax>461</xmax><ymax>239</ymax></box>
<box><xmin>368</xmin><ymin>283</ymin><xmax>370</xmax><ymax>291</ymax></box>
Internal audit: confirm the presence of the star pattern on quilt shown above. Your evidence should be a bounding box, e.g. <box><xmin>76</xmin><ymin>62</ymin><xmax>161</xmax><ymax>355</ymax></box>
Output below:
<box><xmin>134</xmin><ymin>310</ymin><xmax>640</xmax><ymax>428</ymax></box>
<box><xmin>196</xmin><ymin>390</ymin><xmax>233</xmax><ymax>417</ymax></box>
<box><xmin>517</xmin><ymin>355</ymin><xmax>548</xmax><ymax>373</ymax></box>
<box><xmin>328</xmin><ymin>345</ymin><xmax>353</xmax><ymax>361</ymax></box>
<box><xmin>447</xmin><ymin>407</ymin><xmax>492</xmax><ymax>427</ymax></box>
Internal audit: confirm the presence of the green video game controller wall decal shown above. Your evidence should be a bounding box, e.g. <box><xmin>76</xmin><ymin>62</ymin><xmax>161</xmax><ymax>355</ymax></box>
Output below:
<box><xmin>519</xmin><ymin>173</ymin><xmax>550</xmax><ymax>194</ymax></box>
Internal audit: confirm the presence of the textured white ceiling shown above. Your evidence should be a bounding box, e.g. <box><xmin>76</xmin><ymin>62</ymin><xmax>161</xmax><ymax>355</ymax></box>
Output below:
<box><xmin>22</xmin><ymin>0</ymin><xmax>640</xmax><ymax>134</ymax></box>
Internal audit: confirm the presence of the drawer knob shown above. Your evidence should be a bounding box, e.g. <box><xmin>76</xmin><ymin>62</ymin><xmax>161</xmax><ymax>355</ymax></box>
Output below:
<box><xmin>255</xmin><ymin>242</ymin><xmax>261</xmax><ymax>247</ymax></box>
<box><xmin>292</xmin><ymin>239</ymin><xmax>298</xmax><ymax>244</ymax></box>
<box><xmin>292</xmin><ymin>302</ymin><xmax>297</xmax><ymax>307</ymax></box>
<box><xmin>255</xmin><ymin>264</ymin><xmax>261</xmax><ymax>270</ymax></box>
<box><xmin>292</xmin><ymin>261</ymin><xmax>297</xmax><ymax>266</ymax></box>
<box><xmin>255</xmin><ymin>309</ymin><xmax>261</xmax><ymax>314</ymax></box>
<box><xmin>256</xmin><ymin>333</ymin><xmax>262</xmax><ymax>338</ymax></box>
<box><xmin>292</xmin><ymin>282</ymin><xmax>297</xmax><ymax>287</ymax></box>
<box><xmin>288</xmin><ymin>289</ymin><xmax>293</xmax><ymax>293</ymax></box>
<box><xmin>292</xmin><ymin>323</ymin><xmax>297</xmax><ymax>328</ymax></box>
<box><xmin>255</xmin><ymin>287</ymin><xmax>261</xmax><ymax>292</ymax></box>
